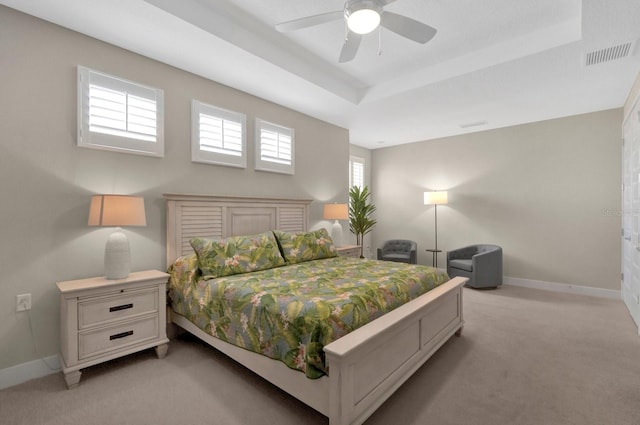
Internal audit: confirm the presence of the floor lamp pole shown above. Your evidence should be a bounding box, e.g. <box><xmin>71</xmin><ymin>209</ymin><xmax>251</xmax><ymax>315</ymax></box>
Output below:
<box><xmin>434</xmin><ymin>204</ymin><xmax>439</xmax><ymax>267</ymax></box>
<box><xmin>424</xmin><ymin>190</ymin><xmax>448</xmax><ymax>269</ymax></box>
<box><xmin>434</xmin><ymin>204</ymin><xmax>438</xmax><ymax>251</ymax></box>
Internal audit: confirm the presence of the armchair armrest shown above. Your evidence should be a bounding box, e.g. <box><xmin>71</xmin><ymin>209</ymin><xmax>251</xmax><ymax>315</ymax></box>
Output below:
<box><xmin>472</xmin><ymin>247</ymin><xmax>503</xmax><ymax>285</ymax></box>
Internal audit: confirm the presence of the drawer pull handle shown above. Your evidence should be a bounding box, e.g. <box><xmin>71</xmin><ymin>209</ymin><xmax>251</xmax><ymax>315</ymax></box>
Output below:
<box><xmin>110</xmin><ymin>330</ymin><xmax>133</xmax><ymax>340</ymax></box>
<box><xmin>109</xmin><ymin>303</ymin><xmax>133</xmax><ymax>312</ymax></box>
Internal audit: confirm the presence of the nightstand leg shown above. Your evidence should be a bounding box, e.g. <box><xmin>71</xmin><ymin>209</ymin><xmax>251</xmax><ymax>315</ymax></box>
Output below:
<box><xmin>155</xmin><ymin>343</ymin><xmax>169</xmax><ymax>359</ymax></box>
<box><xmin>64</xmin><ymin>370</ymin><xmax>82</xmax><ymax>389</ymax></box>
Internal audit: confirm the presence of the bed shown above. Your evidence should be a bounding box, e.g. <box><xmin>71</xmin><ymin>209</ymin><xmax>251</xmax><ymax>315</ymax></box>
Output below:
<box><xmin>165</xmin><ymin>193</ymin><xmax>467</xmax><ymax>425</ymax></box>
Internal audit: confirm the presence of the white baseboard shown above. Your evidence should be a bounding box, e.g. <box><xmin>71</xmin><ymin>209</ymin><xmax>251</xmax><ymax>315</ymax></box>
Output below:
<box><xmin>504</xmin><ymin>276</ymin><xmax>621</xmax><ymax>300</ymax></box>
<box><xmin>0</xmin><ymin>355</ymin><xmax>60</xmax><ymax>390</ymax></box>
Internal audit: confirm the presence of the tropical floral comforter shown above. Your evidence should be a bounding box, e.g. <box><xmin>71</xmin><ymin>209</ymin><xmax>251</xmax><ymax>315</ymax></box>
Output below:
<box><xmin>168</xmin><ymin>255</ymin><xmax>449</xmax><ymax>378</ymax></box>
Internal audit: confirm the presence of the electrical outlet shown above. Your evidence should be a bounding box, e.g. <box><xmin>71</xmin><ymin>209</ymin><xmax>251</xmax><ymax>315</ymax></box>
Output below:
<box><xmin>16</xmin><ymin>293</ymin><xmax>31</xmax><ymax>312</ymax></box>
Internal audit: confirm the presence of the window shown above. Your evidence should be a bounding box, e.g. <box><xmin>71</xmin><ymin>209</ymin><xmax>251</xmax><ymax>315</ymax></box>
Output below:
<box><xmin>191</xmin><ymin>100</ymin><xmax>246</xmax><ymax>168</ymax></box>
<box><xmin>77</xmin><ymin>66</ymin><xmax>164</xmax><ymax>157</ymax></box>
<box><xmin>255</xmin><ymin>118</ymin><xmax>294</xmax><ymax>175</ymax></box>
<box><xmin>350</xmin><ymin>155</ymin><xmax>365</xmax><ymax>189</ymax></box>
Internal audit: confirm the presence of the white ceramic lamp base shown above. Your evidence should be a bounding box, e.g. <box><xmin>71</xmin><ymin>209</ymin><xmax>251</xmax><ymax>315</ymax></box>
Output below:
<box><xmin>331</xmin><ymin>220</ymin><xmax>344</xmax><ymax>248</ymax></box>
<box><xmin>104</xmin><ymin>228</ymin><xmax>131</xmax><ymax>280</ymax></box>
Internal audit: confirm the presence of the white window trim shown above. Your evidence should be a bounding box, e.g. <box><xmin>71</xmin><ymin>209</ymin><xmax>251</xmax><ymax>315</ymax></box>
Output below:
<box><xmin>255</xmin><ymin>118</ymin><xmax>294</xmax><ymax>175</ymax></box>
<box><xmin>191</xmin><ymin>100</ymin><xmax>247</xmax><ymax>168</ymax></box>
<box><xmin>350</xmin><ymin>155</ymin><xmax>365</xmax><ymax>189</ymax></box>
<box><xmin>77</xmin><ymin>66</ymin><xmax>164</xmax><ymax>157</ymax></box>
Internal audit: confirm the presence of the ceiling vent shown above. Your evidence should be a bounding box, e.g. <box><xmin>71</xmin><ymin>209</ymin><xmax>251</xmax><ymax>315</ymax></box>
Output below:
<box><xmin>585</xmin><ymin>41</ymin><xmax>635</xmax><ymax>66</ymax></box>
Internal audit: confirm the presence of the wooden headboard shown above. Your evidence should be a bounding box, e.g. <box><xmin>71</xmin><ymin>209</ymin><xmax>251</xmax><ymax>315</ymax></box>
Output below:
<box><xmin>164</xmin><ymin>193</ymin><xmax>312</xmax><ymax>264</ymax></box>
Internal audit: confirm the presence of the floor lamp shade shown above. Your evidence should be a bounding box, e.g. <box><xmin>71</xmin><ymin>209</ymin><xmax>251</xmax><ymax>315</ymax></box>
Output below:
<box><xmin>89</xmin><ymin>195</ymin><xmax>146</xmax><ymax>279</ymax></box>
<box><xmin>323</xmin><ymin>203</ymin><xmax>349</xmax><ymax>248</ymax></box>
<box><xmin>423</xmin><ymin>191</ymin><xmax>448</xmax><ymax>206</ymax></box>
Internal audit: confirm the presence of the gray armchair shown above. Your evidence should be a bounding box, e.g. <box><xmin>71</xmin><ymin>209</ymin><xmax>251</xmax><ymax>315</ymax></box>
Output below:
<box><xmin>447</xmin><ymin>244</ymin><xmax>503</xmax><ymax>289</ymax></box>
<box><xmin>377</xmin><ymin>240</ymin><xmax>417</xmax><ymax>264</ymax></box>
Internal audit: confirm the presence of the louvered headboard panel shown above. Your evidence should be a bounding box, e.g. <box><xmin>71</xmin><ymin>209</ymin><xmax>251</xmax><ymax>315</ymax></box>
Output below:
<box><xmin>164</xmin><ymin>194</ymin><xmax>312</xmax><ymax>265</ymax></box>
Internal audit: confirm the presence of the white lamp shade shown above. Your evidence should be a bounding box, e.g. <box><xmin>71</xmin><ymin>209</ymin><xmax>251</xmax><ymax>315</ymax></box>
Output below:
<box><xmin>323</xmin><ymin>203</ymin><xmax>349</xmax><ymax>220</ymax></box>
<box><xmin>89</xmin><ymin>195</ymin><xmax>146</xmax><ymax>226</ymax></box>
<box><xmin>424</xmin><ymin>191</ymin><xmax>448</xmax><ymax>205</ymax></box>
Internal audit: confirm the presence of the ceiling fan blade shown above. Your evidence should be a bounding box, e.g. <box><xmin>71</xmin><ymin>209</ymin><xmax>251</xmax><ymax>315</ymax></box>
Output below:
<box><xmin>379</xmin><ymin>0</ymin><xmax>399</xmax><ymax>5</ymax></box>
<box><xmin>338</xmin><ymin>32</ymin><xmax>362</xmax><ymax>63</ymax></box>
<box><xmin>380</xmin><ymin>11</ymin><xmax>437</xmax><ymax>44</ymax></box>
<box><xmin>276</xmin><ymin>10</ymin><xmax>344</xmax><ymax>32</ymax></box>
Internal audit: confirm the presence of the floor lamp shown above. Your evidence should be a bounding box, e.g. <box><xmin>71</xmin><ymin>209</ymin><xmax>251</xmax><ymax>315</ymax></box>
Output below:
<box><xmin>423</xmin><ymin>191</ymin><xmax>448</xmax><ymax>267</ymax></box>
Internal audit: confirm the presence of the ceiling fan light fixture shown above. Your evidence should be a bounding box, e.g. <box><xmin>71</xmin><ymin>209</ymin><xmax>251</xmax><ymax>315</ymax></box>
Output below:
<box><xmin>346</xmin><ymin>1</ymin><xmax>381</xmax><ymax>34</ymax></box>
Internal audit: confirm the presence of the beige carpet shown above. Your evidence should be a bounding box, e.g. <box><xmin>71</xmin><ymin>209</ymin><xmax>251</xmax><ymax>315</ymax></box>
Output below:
<box><xmin>2</xmin><ymin>285</ymin><xmax>640</xmax><ymax>425</ymax></box>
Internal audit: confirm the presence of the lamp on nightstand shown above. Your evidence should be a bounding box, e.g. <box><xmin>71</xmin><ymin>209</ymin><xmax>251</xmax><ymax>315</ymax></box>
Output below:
<box><xmin>323</xmin><ymin>203</ymin><xmax>349</xmax><ymax>247</ymax></box>
<box><xmin>88</xmin><ymin>195</ymin><xmax>146</xmax><ymax>280</ymax></box>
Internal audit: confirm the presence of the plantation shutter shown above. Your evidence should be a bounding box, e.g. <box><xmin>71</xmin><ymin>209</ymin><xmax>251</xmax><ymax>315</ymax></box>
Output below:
<box><xmin>191</xmin><ymin>100</ymin><xmax>246</xmax><ymax>168</ymax></box>
<box><xmin>255</xmin><ymin>119</ymin><xmax>294</xmax><ymax>174</ymax></box>
<box><xmin>78</xmin><ymin>66</ymin><xmax>164</xmax><ymax>157</ymax></box>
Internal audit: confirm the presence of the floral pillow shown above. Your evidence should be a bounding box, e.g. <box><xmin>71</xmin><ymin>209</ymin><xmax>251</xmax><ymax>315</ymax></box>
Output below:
<box><xmin>190</xmin><ymin>231</ymin><xmax>285</xmax><ymax>279</ymax></box>
<box><xmin>273</xmin><ymin>228</ymin><xmax>337</xmax><ymax>264</ymax></box>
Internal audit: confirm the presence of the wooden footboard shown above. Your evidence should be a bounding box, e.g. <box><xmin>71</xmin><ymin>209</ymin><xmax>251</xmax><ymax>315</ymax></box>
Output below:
<box><xmin>169</xmin><ymin>276</ymin><xmax>465</xmax><ymax>425</ymax></box>
<box><xmin>324</xmin><ymin>276</ymin><xmax>466</xmax><ymax>425</ymax></box>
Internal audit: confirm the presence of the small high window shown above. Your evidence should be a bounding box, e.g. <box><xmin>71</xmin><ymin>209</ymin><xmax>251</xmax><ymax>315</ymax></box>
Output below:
<box><xmin>191</xmin><ymin>100</ymin><xmax>246</xmax><ymax>168</ymax></box>
<box><xmin>77</xmin><ymin>66</ymin><xmax>164</xmax><ymax>157</ymax></box>
<box><xmin>350</xmin><ymin>155</ymin><xmax>365</xmax><ymax>189</ymax></box>
<box><xmin>255</xmin><ymin>118</ymin><xmax>294</xmax><ymax>175</ymax></box>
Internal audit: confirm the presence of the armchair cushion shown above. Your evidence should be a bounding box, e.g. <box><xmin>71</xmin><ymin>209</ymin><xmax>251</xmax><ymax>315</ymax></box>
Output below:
<box><xmin>448</xmin><ymin>259</ymin><xmax>473</xmax><ymax>272</ymax></box>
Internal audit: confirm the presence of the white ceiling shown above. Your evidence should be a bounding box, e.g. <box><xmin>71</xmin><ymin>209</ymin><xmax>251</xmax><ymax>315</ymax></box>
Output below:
<box><xmin>3</xmin><ymin>0</ymin><xmax>640</xmax><ymax>149</ymax></box>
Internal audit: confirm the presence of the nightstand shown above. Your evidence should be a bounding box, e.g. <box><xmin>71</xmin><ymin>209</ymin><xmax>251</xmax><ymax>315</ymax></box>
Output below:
<box><xmin>57</xmin><ymin>270</ymin><xmax>170</xmax><ymax>389</ymax></box>
<box><xmin>336</xmin><ymin>245</ymin><xmax>361</xmax><ymax>258</ymax></box>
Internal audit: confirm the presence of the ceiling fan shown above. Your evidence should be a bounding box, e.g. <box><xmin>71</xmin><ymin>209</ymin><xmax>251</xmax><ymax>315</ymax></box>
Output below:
<box><xmin>275</xmin><ymin>0</ymin><xmax>437</xmax><ymax>63</ymax></box>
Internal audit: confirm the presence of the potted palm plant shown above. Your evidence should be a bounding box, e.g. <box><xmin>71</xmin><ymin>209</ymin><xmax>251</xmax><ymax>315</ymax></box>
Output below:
<box><xmin>349</xmin><ymin>185</ymin><xmax>377</xmax><ymax>258</ymax></box>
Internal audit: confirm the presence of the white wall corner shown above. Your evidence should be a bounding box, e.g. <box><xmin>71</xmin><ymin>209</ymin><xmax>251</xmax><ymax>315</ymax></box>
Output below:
<box><xmin>503</xmin><ymin>276</ymin><xmax>621</xmax><ymax>300</ymax></box>
<box><xmin>0</xmin><ymin>356</ymin><xmax>60</xmax><ymax>390</ymax></box>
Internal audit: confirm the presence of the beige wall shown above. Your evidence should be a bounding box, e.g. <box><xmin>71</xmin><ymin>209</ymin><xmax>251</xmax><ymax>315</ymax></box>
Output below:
<box><xmin>371</xmin><ymin>109</ymin><xmax>622</xmax><ymax>290</ymax></box>
<box><xmin>0</xmin><ymin>7</ymin><xmax>349</xmax><ymax>370</ymax></box>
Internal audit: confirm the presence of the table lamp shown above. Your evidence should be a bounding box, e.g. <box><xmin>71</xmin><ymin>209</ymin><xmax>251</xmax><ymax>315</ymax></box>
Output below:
<box><xmin>88</xmin><ymin>195</ymin><xmax>147</xmax><ymax>279</ymax></box>
<box><xmin>323</xmin><ymin>203</ymin><xmax>349</xmax><ymax>247</ymax></box>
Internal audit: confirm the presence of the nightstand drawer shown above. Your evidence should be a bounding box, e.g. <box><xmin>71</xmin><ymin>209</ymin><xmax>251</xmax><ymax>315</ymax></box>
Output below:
<box><xmin>78</xmin><ymin>288</ymin><xmax>158</xmax><ymax>329</ymax></box>
<box><xmin>78</xmin><ymin>315</ymin><xmax>159</xmax><ymax>360</ymax></box>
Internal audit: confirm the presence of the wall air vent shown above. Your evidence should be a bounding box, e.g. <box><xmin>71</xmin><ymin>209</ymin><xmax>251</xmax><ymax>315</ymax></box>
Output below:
<box><xmin>585</xmin><ymin>41</ymin><xmax>635</xmax><ymax>66</ymax></box>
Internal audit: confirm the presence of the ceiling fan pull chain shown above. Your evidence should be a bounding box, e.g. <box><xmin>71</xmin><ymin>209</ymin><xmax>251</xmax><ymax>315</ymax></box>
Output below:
<box><xmin>378</xmin><ymin>25</ymin><xmax>383</xmax><ymax>56</ymax></box>
<box><xmin>343</xmin><ymin>4</ymin><xmax>349</xmax><ymax>43</ymax></box>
